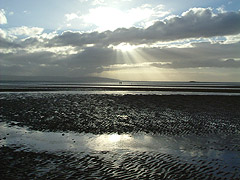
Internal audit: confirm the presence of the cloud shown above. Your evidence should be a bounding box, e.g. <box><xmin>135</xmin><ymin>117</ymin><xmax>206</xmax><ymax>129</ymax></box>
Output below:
<box><xmin>0</xmin><ymin>29</ymin><xmax>7</xmax><ymax>39</ymax></box>
<box><xmin>0</xmin><ymin>27</ymin><xmax>44</xmax><ymax>49</ymax></box>
<box><xmin>65</xmin><ymin>13</ymin><xmax>79</xmax><ymax>21</ymax></box>
<box><xmin>47</xmin><ymin>30</ymin><xmax>110</xmax><ymax>47</ymax></box>
<box><xmin>1</xmin><ymin>7</ymin><xmax>240</xmax><ymax>80</ymax></box>
<box><xmin>111</xmin><ymin>7</ymin><xmax>240</xmax><ymax>43</ymax></box>
<box><xmin>0</xmin><ymin>51</ymin><xmax>65</xmax><ymax>76</ymax></box>
<box><xmin>0</xmin><ymin>28</ymin><xmax>21</xmax><ymax>49</ymax></box>
<box><xmin>0</xmin><ymin>9</ymin><xmax>7</xmax><ymax>24</ymax></box>
<box><xmin>0</xmin><ymin>46</ymin><xmax>116</xmax><ymax>77</ymax></box>
<box><xmin>100</xmin><ymin>62</ymin><xmax>155</xmax><ymax>71</ymax></box>
<box><xmin>223</xmin><ymin>33</ymin><xmax>240</xmax><ymax>44</ymax></box>
<box><xmin>48</xmin><ymin>8</ymin><xmax>240</xmax><ymax>47</ymax></box>
<box><xmin>9</xmin><ymin>26</ymin><xmax>44</xmax><ymax>37</ymax></box>
<box><xmin>0</xmin><ymin>38</ymin><xmax>19</xmax><ymax>49</ymax></box>
<box><xmin>142</xmin><ymin>42</ymin><xmax>240</xmax><ymax>69</ymax></box>
<box><xmin>217</xmin><ymin>6</ymin><xmax>226</xmax><ymax>13</ymax></box>
<box><xmin>1</xmin><ymin>40</ymin><xmax>240</xmax><ymax>78</ymax></box>
<box><xmin>151</xmin><ymin>59</ymin><xmax>240</xmax><ymax>69</ymax></box>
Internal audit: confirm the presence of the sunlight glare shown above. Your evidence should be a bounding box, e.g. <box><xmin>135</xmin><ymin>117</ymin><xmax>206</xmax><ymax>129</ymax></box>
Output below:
<box><xmin>108</xmin><ymin>134</ymin><xmax>132</xmax><ymax>142</ymax></box>
<box><xmin>108</xmin><ymin>134</ymin><xmax>121</xmax><ymax>142</ymax></box>
<box><xmin>83</xmin><ymin>6</ymin><xmax>154</xmax><ymax>31</ymax></box>
<box><xmin>84</xmin><ymin>7</ymin><xmax>132</xmax><ymax>31</ymax></box>
<box><xmin>111</xmin><ymin>43</ymin><xmax>137</xmax><ymax>52</ymax></box>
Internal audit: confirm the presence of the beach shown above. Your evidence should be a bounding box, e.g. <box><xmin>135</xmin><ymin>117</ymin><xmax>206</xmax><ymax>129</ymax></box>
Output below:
<box><xmin>2</xmin><ymin>0</ymin><xmax>240</xmax><ymax>178</ymax></box>
<box><xmin>0</xmin><ymin>83</ymin><xmax>240</xmax><ymax>179</ymax></box>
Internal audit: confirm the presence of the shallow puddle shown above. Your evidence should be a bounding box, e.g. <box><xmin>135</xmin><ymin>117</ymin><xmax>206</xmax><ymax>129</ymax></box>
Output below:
<box><xmin>1</xmin><ymin>122</ymin><xmax>240</xmax><ymax>179</ymax></box>
<box><xmin>1</xmin><ymin>122</ymin><xmax>239</xmax><ymax>161</ymax></box>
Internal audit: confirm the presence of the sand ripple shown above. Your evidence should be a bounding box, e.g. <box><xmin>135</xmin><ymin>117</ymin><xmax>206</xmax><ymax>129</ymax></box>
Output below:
<box><xmin>0</xmin><ymin>146</ymin><xmax>239</xmax><ymax>179</ymax></box>
<box><xmin>0</xmin><ymin>94</ymin><xmax>239</xmax><ymax>135</ymax></box>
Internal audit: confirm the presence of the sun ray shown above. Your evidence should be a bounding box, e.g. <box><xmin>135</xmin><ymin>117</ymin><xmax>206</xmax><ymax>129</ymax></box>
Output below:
<box><xmin>103</xmin><ymin>43</ymin><xmax>172</xmax><ymax>81</ymax></box>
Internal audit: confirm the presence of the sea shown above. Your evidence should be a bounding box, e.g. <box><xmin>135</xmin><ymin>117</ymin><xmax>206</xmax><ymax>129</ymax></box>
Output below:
<box><xmin>1</xmin><ymin>80</ymin><xmax>240</xmax><ymax>95</ymax></box>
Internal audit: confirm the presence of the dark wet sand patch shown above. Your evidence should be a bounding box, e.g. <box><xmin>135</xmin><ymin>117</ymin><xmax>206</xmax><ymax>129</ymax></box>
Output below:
<box><xmin>0</xmin><ymin>94</ymin><xmax>239</xmax><ymax>135</ymax></box>
<box><xmin>1</xmin><ymin>146</ymin><xmax>239</xmax><ymax>180</ymax></box>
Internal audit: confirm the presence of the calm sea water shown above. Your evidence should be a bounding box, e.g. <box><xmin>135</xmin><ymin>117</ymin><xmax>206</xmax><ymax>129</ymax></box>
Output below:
<box><xmin>1</xmin><ymin>80</ymin><xmax>240</xmax><ymax>87</ymax></box>
<box><xmin>1</xmin><ymin>81</ymin><xmax>240</xmax><ymax>95</ymax></box>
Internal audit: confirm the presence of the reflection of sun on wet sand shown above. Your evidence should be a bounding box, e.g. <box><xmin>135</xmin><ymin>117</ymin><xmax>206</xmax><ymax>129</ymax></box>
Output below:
<box><xmin>0</xmin><ymin>92</ymin><xmax>240</xmax><ymax>179</ymax></box>
<box><xmin>1</xmin><ymin>122</ymin><xmax>239</xmax><ymax>179</ymax></box>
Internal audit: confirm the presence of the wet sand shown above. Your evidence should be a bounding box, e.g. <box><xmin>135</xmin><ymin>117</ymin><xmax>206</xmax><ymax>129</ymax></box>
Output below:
<box><xmin>0</xmin><ymin>93</ymin><xmax>240</xmax><ymax>179</ymax></box>
<box><xmin>1</xmin><ymin>94</ymin><xmax>239</xmax><ymax>135</ymax></box>
<box><xmin>1</xmin><ymin>146</ymin><xmax>239</xmax><ymax>179</ymax></box>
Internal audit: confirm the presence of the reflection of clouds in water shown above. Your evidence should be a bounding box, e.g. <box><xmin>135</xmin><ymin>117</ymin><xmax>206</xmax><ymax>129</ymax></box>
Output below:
<box><xmin>1</xmin><ymin>124</ymin><xmax>239</xmax><ymax>179</ymax></box>
<box><xmin>1</xmin><ymin>121</ymin><xmax>240</xmax><ymax>167</ymax></box>
<box><xmin>0</xmin><ymin>123</ymin><xmax>135</xmax><ymax>152</ymax></box>
<box><xmin>0</xmin><ymin>123</ymin><xmax>79</xmax><ymax>152</ymax></box>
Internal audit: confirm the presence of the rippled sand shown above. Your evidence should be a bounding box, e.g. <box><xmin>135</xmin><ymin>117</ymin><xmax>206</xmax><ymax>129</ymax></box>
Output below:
<box><xmin>0</xmin><ymin>93</ymin><xmax>240</xmax><ymax>179</ymax></box>
<box><xmin>1</xmin><ymin>146</ymin><xmax>239</xmax><ymax>179</ymax></box>
<box><xmin>1</xmin><ymin>94</ymin><xmax>239</xmax><ymax>135</ymax></box>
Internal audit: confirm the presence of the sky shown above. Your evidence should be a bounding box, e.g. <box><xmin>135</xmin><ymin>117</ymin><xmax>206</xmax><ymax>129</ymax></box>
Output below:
<box><xmin>0</xmin><ymin>0</ymin><xmax>240</xmax><ymax>81</ymax></box>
